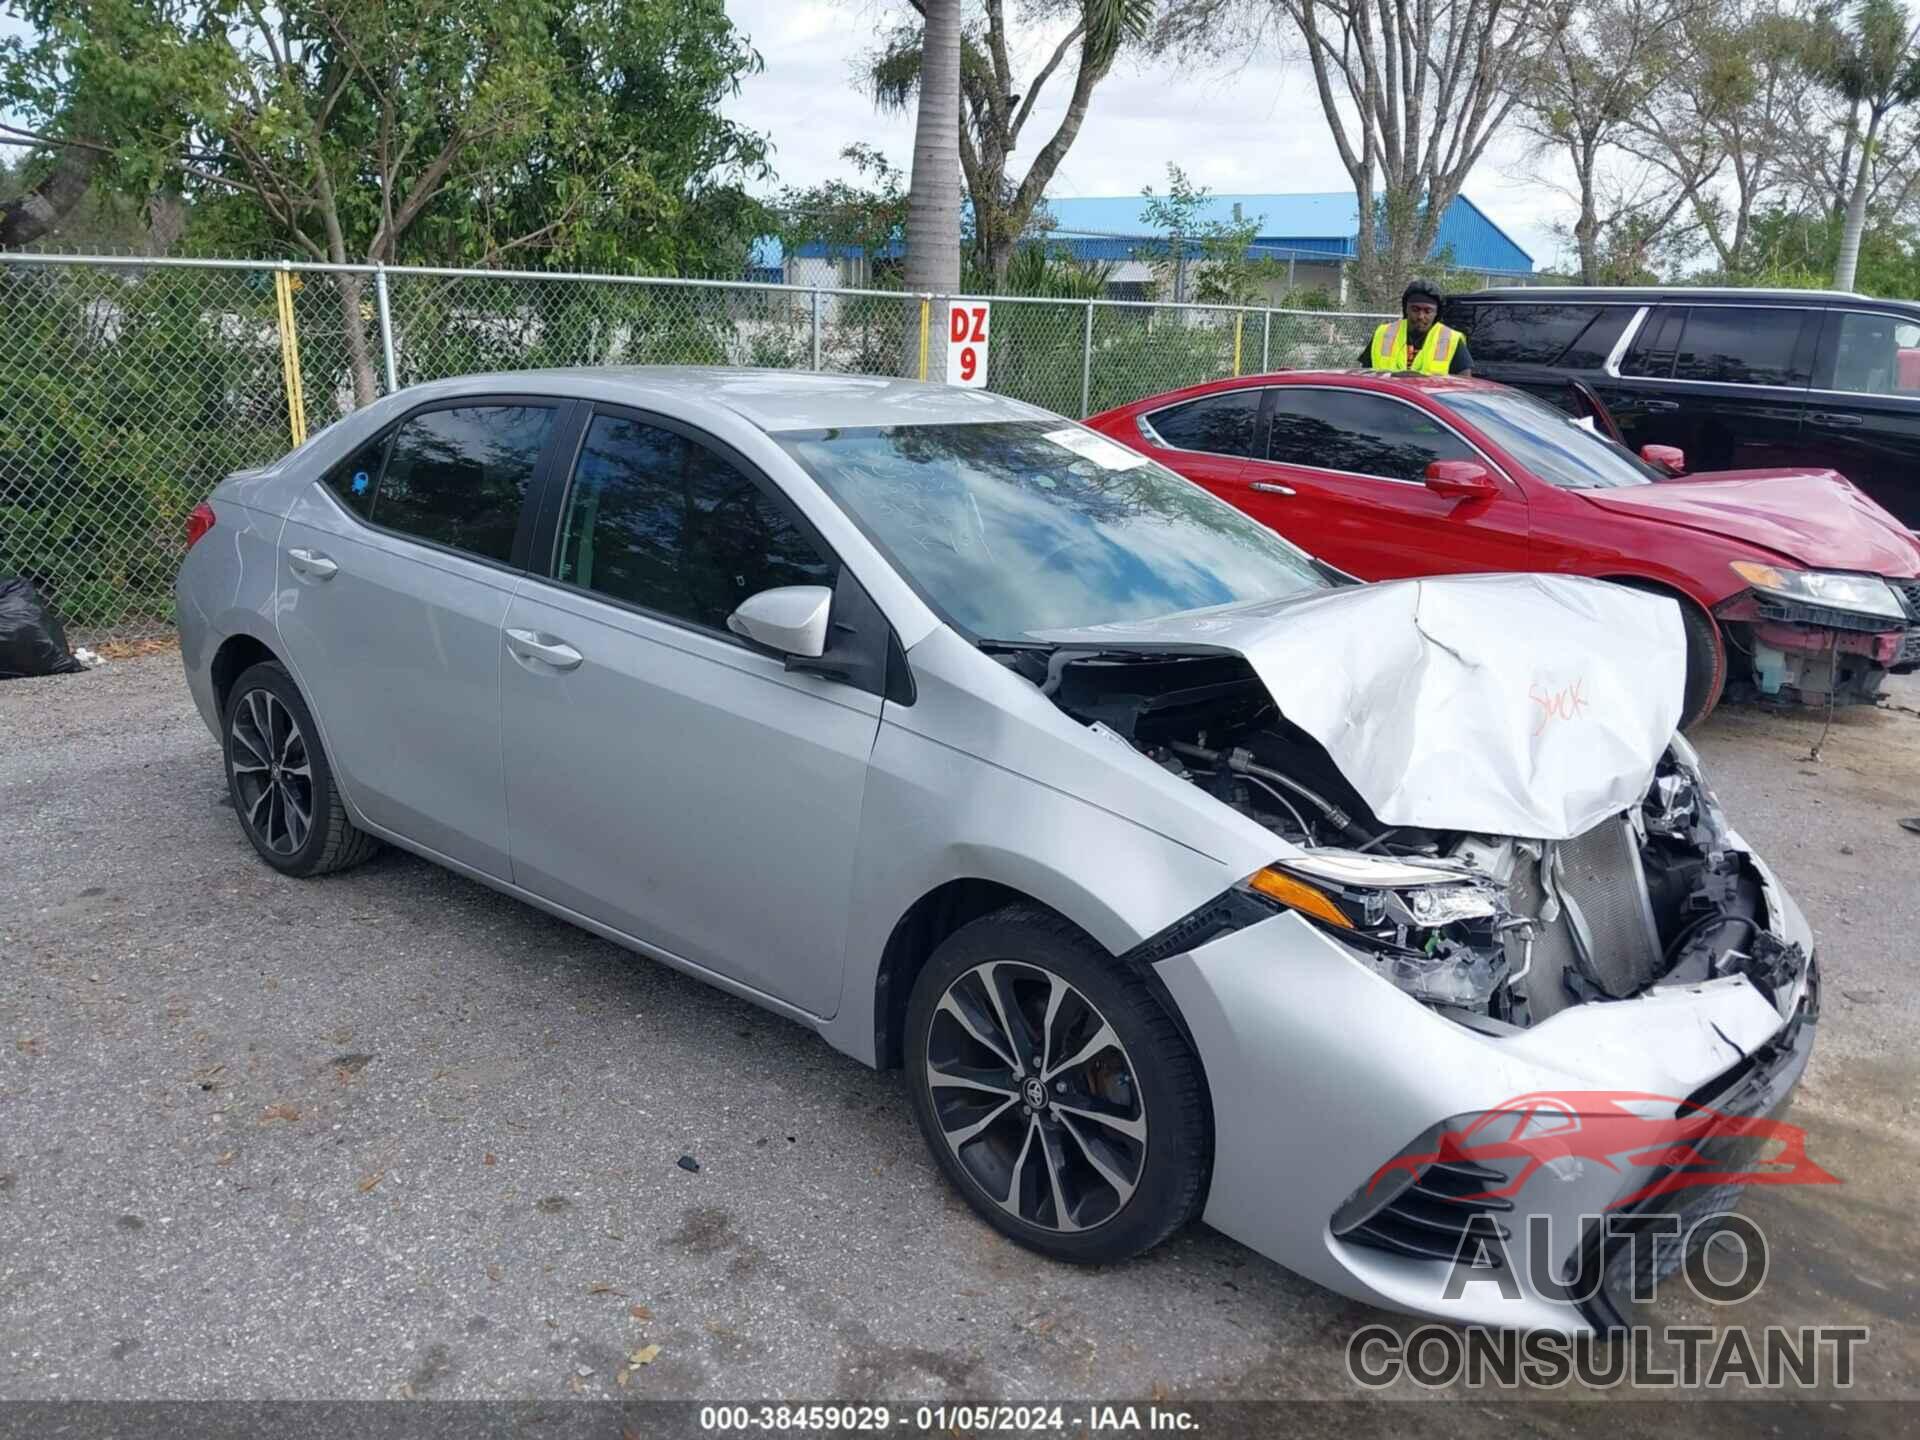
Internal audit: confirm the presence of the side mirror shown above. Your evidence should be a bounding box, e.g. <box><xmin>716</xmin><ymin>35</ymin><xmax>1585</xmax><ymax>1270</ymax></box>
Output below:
<box><xmin>727</xmin><ymin>585</ymin><xmax>832</xmax><ymax>659</ymax></box>
<box><xmin>1423</xmin><ymin>459</ymin><xmax>1499</xmax><ymax>500</ymax></box>
<box><xmin>1641</xmin><ymin>444</ymin><xmax>1686</xmax><ymax>477</ymax></box>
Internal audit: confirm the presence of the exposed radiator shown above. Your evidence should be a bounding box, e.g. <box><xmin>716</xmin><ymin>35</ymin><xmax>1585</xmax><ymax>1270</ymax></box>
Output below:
<box><xmin>1554</xmin><ymin>816</ymin><xmax>1663</xmax><ymax>997</ymax></box>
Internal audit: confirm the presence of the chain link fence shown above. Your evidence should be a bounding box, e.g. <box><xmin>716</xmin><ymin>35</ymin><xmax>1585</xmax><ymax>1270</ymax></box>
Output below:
<box><xmin>0</xmin><ymin>253</ymin><xmax>1385</xmax><ymax>640</ymax></box>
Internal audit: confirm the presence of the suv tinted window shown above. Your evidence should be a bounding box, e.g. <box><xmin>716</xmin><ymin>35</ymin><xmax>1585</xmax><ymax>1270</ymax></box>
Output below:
<box><xmin>1671</xmin><ymin>307</ymin><xmax>1812</xmax><ymax>386</ymax></box>
<box><xmin>1460</xmin><ymin>304</ymin><xmax>1603</xmax><ymax>365</ymax></box>
<box><xmin>1819</xmin><ymin>311</ymin><xmax>1920</xmax><ymax>394</ymax></box>
<box><xmin>556</xmin><ymin>413</ymin><xmax>832</xmax><ymax>632</ymax></box>
<box><xmin>1147</xmin><ymin>391</ymin><xmax>1261</xmax><ymax>456</ymax></box>
<box><xmin>371</xmin><ymin>404</ymin><xmax>556</xmax><ymax>562</ymax></box>
<box><xmin>323</xmin><ymin>434</ymin><xmax>389</xmax><ymax>521</ymax></box>
<box><xmin>1265</xmin><ymin>389</ymin><xmax>1476</xmax><ymax>482</ymax></box>
<box><xmin>1558</xmin><ymin>308</ymin><xmax>1634</xmax><ymax>369</ymax></box>
<box><xmin>1620</xmin><ymin>306</ymin><xmax>1682</xmax><ymax>378</ymax></box>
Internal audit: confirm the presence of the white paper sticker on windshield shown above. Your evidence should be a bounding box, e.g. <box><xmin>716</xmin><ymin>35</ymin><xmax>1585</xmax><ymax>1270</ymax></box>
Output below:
<box><xmin>1044</xmin><ymin>427</ymin><xmax>1148</xmax><ymax>471</ymax></box>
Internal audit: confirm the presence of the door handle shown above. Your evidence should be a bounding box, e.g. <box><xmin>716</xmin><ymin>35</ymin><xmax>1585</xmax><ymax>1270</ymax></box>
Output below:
<box><xmin>286</xmin><ymin>548</ymin><xmax>338</xmax><ymax>580</ymax></box>
<box><xmin>505</xmin><ymin>628</ymin><xmax>583</xmax><ymax>671</ymax></box>
<box><xmin>1812</xmin><ymin>412</ymin><xmax>1864</xmax><ymax>426</ymax></box>
<box><xmin>1250</xmin><ymin>481</ymin><xmax>1297</xmax><ymax>496</ymax></box>
<box><xmin>1642</xmin><ymin>399</ymin><xmax>1680</xmax><ymax>412</ymax></box>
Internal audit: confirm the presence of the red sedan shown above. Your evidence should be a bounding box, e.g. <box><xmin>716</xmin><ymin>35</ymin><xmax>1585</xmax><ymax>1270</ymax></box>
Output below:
<box><xmin>1088</xmin><ymin>372</ymin><xmax>1920</xmax><ymax>725</ymax></box>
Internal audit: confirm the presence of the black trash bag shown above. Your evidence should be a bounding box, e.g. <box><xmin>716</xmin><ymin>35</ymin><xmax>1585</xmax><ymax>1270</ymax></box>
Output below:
<box><xmin>0</xmin><ymin>578</ymin><xmax>85</xmax><ymax>679</ymax></box>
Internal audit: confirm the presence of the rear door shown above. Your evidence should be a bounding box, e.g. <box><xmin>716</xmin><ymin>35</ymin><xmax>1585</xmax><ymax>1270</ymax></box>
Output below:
<box><xmin>498</xmin><ymin>406</ymin><xmax>883</xmax><ymax>1016</ymax></box>
<box><xmin>1604</xmin><ymin>304</ymin><xmax>1818</xmax><ymax>470</ymax></box>
<box><xmin>1243</xmin><ymin>386</ymin><xmax>1530</xmax><ymax>579</ymax></box>
<box><xmin>1805</xmin><ymin>307</ymin><xmax>1920</xmax><ymax>528</ymax></box>
<box><xmin>276</xmin><ymin>397</ymin><xmax>568</xmax><ymax>878</ymax></box>
<box><xmin>1444</xmin><ymin>300</ymin><xmax>1637</xmax><ymax>410</ymax></box>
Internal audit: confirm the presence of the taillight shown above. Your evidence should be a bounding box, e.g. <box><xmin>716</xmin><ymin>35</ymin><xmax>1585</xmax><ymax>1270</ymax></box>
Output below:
<box><xmin>185</xmin><ymin>502</ymin><xmax>216</xmax><ymax>550</ymax></box>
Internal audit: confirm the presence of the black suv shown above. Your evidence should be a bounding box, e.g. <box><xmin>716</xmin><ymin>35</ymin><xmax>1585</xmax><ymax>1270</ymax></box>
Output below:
<box><xmin>1443</xmin><ymin>287</ymin><xmax>1920</xmax><ymax>528</ymax></box>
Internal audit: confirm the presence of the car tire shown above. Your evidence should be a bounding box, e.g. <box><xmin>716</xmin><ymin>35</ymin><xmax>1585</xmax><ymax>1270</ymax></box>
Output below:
<box><xmin>904</xmin><ymin>905</ymin><xmax>1210</xmax><ymax>1265</ymax></box>
<box><xmin>1618</xmin><ymin>582</ymin><xmax>1724</xmax><ymax>729</ymax></box>
<box><xmin>223</xmin><ymin>660</ymin><xmax>380</xmax><ymax>878</ymax></box>
<box><xmin>1673</xmin><ymin>602</ymin><xmax>1726</xmax><ymax>730</ymax></box>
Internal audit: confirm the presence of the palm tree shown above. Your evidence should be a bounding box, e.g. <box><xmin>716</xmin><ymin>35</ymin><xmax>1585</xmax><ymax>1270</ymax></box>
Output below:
<box><xmin>1817</xmin><ymin>0</ymin><xmax>1920</xmax><ymax>290</ymax></box>
<box><xmin>902</xmin><ymin>0</ymin><xmax>962</xmax><ymax>376</ymax></box>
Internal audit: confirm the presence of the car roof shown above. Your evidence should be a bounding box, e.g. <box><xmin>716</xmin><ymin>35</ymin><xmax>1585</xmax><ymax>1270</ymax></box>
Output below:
<box><xmin>367</xmin><ymin>366</ymin><xmax>1058</xmax><ymax>435</ymax></box>
<box><xmin>1452</xmin><ymin>284</ymin><xmax>1914</xmax><ymax>308</ymax></box>
<box><xmin>1115</xmin><ymin>369</ymin><xmax>1505</xmax><ymax>413</ymax></box>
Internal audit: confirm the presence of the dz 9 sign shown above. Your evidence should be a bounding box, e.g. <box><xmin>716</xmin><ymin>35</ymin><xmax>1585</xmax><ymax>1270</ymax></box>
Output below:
<box><xmin>946</xmin><ymin>302</ymin><xmax>991</xmax><ymax>388</ymax></box>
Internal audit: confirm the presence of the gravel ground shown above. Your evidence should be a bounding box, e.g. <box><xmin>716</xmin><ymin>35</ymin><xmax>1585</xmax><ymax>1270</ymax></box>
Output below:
<box><xmin>1</xmin><ymin>653</ymin><xmax>1915</xmax><ymax>1412</ymax></box>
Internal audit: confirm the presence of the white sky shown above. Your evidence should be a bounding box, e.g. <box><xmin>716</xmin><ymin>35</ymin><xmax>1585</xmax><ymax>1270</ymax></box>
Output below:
<box><xmin>720</xmin><ymin>0</ymin><xmax>1578</xmax><ymax>272</ymax></box>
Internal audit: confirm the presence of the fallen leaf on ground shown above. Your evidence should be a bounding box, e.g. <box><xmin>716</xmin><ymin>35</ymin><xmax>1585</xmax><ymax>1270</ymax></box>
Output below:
<box><xmin>486</xmin><ymin>1265</ymin><xmax>503</xmax><ymax>1282</ymax></box>
<box><xmin>1150</xmin><ymin>1381</ymin><xmax>1170</xmax><ymax>1403</ymax></box>
<box><xmin>629</xmin><ymin>1345</ymin><xmax>661</xmax><ymax>1366</ymax></box>
<box><xmin>628</xmin><ymin>1305</ymin><xmax>652</xmax><ymax>1321</ymax></box>
<box><xmin>616</xmin><ymin>1369</ymin><xmax>630</xmax><ymax>1388</ymax></box>
<box><xmin>215</xmin><ymin>1151</ymin><xmax>236</xmax><ymax>1167</ymax></box>
<box><xmin>260</xmin><ymin>1104</ymin><xmax>300</xmax><ymax>1123</ymax></box>
<box><xmin>588</xmin><ymin>1283</ymin><xmax>624</xmax><ymax>1296</ymax></box>
<box><xmin>483</xmin><ymin>1153</ymin><xmax>496</xmax><ymax>1166</ymax></box>
<box><xmin>358</xmin><ymin>1172</ymin><xmax>384</xmax><ymax>1193</ymax></box>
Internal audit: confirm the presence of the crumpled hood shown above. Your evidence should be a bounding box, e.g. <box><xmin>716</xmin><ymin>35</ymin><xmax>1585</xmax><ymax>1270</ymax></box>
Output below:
<box><xmin>1033</xmin><ymin>573</ymin><xmax>1685</xmax><ymax>841</ymax></box>
<box><xmin>1581</xmin><ymin>471</ymin><xmax>1920</xmax><ymax>576</ymax></box>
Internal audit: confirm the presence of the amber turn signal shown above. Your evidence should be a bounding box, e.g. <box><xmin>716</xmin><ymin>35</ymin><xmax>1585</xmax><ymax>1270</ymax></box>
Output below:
<box><xmin>1246</xmin><ymin>866</ymin><xmax>1353</xmax><ymax>929</ymax></box>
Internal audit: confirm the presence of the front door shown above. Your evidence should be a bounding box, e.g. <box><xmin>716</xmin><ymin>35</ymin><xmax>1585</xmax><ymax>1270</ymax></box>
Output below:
<box><xmin>1599</xmin><ymin>304</ymin><xmax>1817</xmax><ymax>471</ymax></box>
<box><xmin>499</xmin><ymin>407</ymin><xmax>882</xmax><ymax>1016</ymax></box>
<box><xmin>1239</xmin><ymin>386</ymin><xmax>1531</xmax><ymax>580</ymax></box>
<box><xmin>275</xmin><ymin>398</ymin><xmax>565</xmax><ymax>878</ymax></box>
<box><xmin>1804</xmin><ymin>307</ymin><xmax>1920</xmax><ymax>528</ymax></box>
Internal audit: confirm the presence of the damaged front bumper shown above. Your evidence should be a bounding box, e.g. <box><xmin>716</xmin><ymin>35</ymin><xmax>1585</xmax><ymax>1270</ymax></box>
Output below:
<box><xmin>1716</xmin><ymin>587</ymin><xmax>1920</xmax><ymax>705</ymax></box>
<box><xmin>1154</xmin><ymin>842</ymin><xmax>1818</xmax><ymax>1335</ymax></box>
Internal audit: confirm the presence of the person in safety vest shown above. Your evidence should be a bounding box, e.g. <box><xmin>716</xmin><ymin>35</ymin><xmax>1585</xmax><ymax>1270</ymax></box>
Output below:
<box><xmin>1360</xmin><ymin>281</ymin><xmax>1472</xmax><ymax>375</ymax></box>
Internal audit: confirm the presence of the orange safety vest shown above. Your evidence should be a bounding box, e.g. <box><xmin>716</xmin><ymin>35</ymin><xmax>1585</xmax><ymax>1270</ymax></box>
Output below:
<box><xmin>1370</xmin><ymin>319</ymin><xmax>1461</xmax><ymax>374</ymax></box>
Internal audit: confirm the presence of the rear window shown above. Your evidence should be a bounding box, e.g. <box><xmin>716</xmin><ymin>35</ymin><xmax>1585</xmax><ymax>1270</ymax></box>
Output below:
<box><xmin>370</xmin><ymin>404</ymin><xmax>557</xmax><ymax>563</ymax></box>
<box><xmin>1620</xmin><ymin>307</ymin><xmax>1683</xmax><ymax>378</ymax></box>
<box><xmin>1145</xmin><ymin>391</ymin><xmax>1261</xmax><ymax>457</ymax></box>
<box><xmin>1456</xmin><ymin>304</ymin><xmax>1606</xmax><ymax>365</ymax></box>
<box><xmin>1670</xmin><ymin>307</ymin><xmax>1813</xmax><ymax>386</ymax></box>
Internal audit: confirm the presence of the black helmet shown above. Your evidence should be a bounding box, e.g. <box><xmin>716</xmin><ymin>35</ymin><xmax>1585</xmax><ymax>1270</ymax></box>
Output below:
<box><xmin>1402</xmin><ymin>280</ymin><xmax>1443</xmax><ymax>311</ymax></box>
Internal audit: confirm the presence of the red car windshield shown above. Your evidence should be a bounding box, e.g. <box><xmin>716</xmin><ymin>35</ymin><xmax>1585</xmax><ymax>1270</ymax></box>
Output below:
<box><xmin>1432</xmin><ymin>388</ymin><xmax>1664</xmax><ymax>491</ymax></box>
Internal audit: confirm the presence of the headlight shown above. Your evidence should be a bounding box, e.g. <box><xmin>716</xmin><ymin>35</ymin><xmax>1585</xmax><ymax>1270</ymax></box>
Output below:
<box><xmin>1247</xmin><ymin>855</ymin><xmax>1510</xmax><ymax>1008</ymax></box>
<box><xmin>1730</xmin><ymin>561</ymin><xmax>1906</xmax><ymax>621</ymax></box>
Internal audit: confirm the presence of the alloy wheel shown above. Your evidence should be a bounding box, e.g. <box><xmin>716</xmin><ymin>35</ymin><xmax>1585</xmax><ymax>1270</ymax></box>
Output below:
<box><xmin>229</xmin><ymin>688</ymin><xmax>314</xmax><ymax>856</ymax></box>
<box><xmin>924</xmin><ymin>960</ymin><xmax>1147</xmax><ymax>1233</ymax></box>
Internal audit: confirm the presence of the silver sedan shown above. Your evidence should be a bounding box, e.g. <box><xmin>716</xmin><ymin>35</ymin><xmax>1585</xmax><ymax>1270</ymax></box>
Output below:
<box><xmin>175</xmin><ymin>368</ymin><xmax>1819</xmax><ymax>1332</ymax></box>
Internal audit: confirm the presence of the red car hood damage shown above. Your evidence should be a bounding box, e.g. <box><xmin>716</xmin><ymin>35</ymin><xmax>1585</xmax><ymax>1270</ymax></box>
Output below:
<box><xmin>1580</xmin><ymin>470</ymin><xmax>1920</xmax><ymax>577</ymax></box>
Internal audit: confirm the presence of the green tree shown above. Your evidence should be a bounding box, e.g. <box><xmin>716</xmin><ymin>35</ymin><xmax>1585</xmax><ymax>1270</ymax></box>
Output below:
<box><xmin>1139</xmin><ymin>164</ymin><xmax>1288</xmax><ymax>306</ymax></box>
<box><xmin>1804</xmin><ymin>0</ymin><xmax>1920</xmax><ymax>288</ymax></box>
<box><xmin>773</xmin><ymin>143</ymin><xmax>910</xmax><ymax>287</ymax></box>
<box><xmin>2</xmin><ymin>0</ymin><xmax>771</xmax><ymax>401</ymax></box>
<box><xmin>871</xmin><ymin>0</ymin><xmax>1151</xmax><ymax>283</ymax></box>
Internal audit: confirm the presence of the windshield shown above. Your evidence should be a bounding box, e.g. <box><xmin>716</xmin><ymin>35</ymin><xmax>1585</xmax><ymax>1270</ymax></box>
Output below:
<box><xmin>776</xmin><ymin>420</ymin><xmax>1329</xmax><ymax>640</ymax></box>
<box><xmin>1433</xmin><ymin>388</ymin><xmax>1663</xmax><ymax>490</ymax></box>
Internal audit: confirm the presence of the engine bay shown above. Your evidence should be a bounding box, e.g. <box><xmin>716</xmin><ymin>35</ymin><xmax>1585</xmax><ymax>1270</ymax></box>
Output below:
<box><xmin>1013</xmin><ymin>647</ymin><xmax>1807</xmax><ymax>1030</ymax></box>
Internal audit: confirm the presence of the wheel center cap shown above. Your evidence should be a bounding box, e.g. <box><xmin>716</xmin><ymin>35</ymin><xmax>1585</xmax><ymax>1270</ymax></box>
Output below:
<box><xmin>1023</xmin><ymin>1076</ymin><xmax>1049</xmax><ymax>1110</ymax></box>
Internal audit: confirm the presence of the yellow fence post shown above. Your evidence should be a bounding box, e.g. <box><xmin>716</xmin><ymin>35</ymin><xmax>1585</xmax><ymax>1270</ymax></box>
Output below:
<box><xmin>1232</xmin><ymin>313</ymin><xmax>1244</xmax><ymax>377</ymax></box>
<box><xmin>918</xmin><ymin>297</ymin><xmax>931</xmax><ymax>382</ymax></box>
<box><xmin>273</xmin><ymin>268</ymin><xmax>309</xmax><ymax>447</ymax></box>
